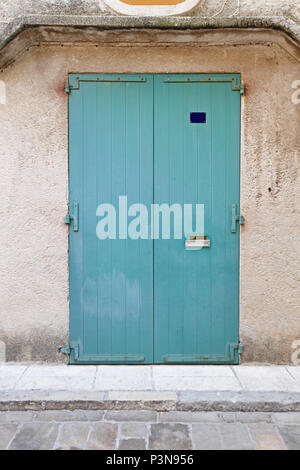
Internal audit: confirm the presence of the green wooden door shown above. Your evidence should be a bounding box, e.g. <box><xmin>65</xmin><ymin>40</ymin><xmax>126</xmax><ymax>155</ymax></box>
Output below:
<box><xmin>68</xmin><ymin>75</ymin><xmax>154</xmax><ymax>364</ymax></box>
<box><xmin>154</xmin><ymin>75</ymin><xmax>242</xmax><ymax>364</ymax></box>
<box><xmin>67</xmin><ymin>74</ymin><xmax>242</xmax><ymax>364</ymax></box>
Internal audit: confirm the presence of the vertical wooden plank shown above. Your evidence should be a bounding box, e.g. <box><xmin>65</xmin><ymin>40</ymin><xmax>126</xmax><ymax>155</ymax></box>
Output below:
<box><xmin>210</xmin><ymin>82</ymin><xmax>227</xmax><ymax>355</ymax></box>
<box><xmin>140</xmin><ymin>76</ymin><xmax>155</xmax><ymax>362</ymax></box>
<box><xmin>183</xmin><ymin>82</ymin><xmax>212</xmax><ymax>357</ymax></box>
<box><xmin>167</xmin><ymin>82</ymin><xmax>184</xmax><ymax>356</ymax></box>
<box><xmin>97</xmin><ymin>82</ymin><xmax>113</xmax><ymax>355</ymax></box>
<box><xmin>110</xmin><ymin>81</ymin><xmax>127</xmax><ymax>356</ymax></box>
<box><xmin>153</xmin><ymin>75</ymin><xmax>170</xmax><ymax>362</ymax></box>
<box><xmin>82</xmin><ymin>82</ymin><xmax>98</xmax><ymax>355</ymax></box>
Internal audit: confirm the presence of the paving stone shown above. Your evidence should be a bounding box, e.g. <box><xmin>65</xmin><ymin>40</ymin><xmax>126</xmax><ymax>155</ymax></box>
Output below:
<box><xmin>8</xmin><ymin>423</ymin><xmax>59</xmax><ymax>450</ymax></box>
<box><xmin>233</xmin><ymin>412</ymin><xmax>272</xmax><ymax>423</ymax></box>
<box><xmin>23</xmin><ymin>365</ymin><xmax>97</xmax><ymax>377</ymax></box>
<box><xmin>272</xmin><ymin>412</ymin><xmax>300</xmax><ymax>425</ymax></box>
<box><xmin>86</xmin><ymin>422</ymin><xmax>117</xmax><ymax>450</ymax></box>
<box><xmin>120</xmin><ymin>423</ymin><xmax>149</xmax><ymax>439</ymax></box>
<box><xmin>34</xmin><ymin>410</ymin><xmax>104</xmax><ymax>422</ymax></box>
<box><xmin>0</xmin><ymin>424</ymin><xmax>18</xmax><ymax>450</ymax></box>
<box><xmin>95</xmin><ymin>366</ymin><xmax>152</xmax><ymax>390</ymax></box>
<box><xmin>149</xmin><ymin>423</ymin><xmax>192</xmax><ymax>450</ymax></box>
<box><xmin>277</xmin><ymin>426</ymin><xmax>300</xmax><ymax>450</ymax></box>
<box><xmin>153</xmin><ymin>366</ymin><xmax>235</xmax><ymax>377</ymax></box>
<box><xmin>286</xmin><ymin>367</ymin><xmax>300</xmax><ymax>381</ymax></box>
<box><xmin>105</xmin><ymin>410</ymin><xmax>157</xmax><ymax>422</ymax></box>
<box><xmin>219</xmin><ymin>423</ymin><xmax>254</xmax><ymax>450</ymax></box>
<box><xmin>0</xmin><ymin>366</ymin><xmax>27</xmax><ymax>390</ymax></box>
<box><xmin>154</xmin><ymin>376</ymin><xmax>241</xmax><ymax>391</ymax></box>
<box><xmin>233</xmin><ymin>366</ymin><xmax>300</xmax><ymax>392</ymax></box>
<box><xmin>119</xmin><ymin>439</ymin><xmax>146</xmax><ymax>450</ymax></box>
<box><xmin>159</xmin><ymin>412</ymin><xmax>220</xmax><ymax>423</ymax></box>
<box><xmin>217</xmin><ymin>412</ymin><xmax>236</xmax><ymax>423</ymax></box>
<box><xmin>191</xmin><ymin>424</ymin><xmax>222</xmax><ymax>450</ymax></box>
<box><xmin>248</xmin><ymin>423</ymin><xmax>286</xmax><ymax>450</ymax></box>
<box><xmin>0</xmin><ymin>411</ymin><xmax>35</xmax><ymax>422</ymax></box>
<box><xmin>55</xmin><ymin>423</ymin><xmax>91</xmax><ymax>450</ymax></box>
<box><xmin>15</xmin><ymin>376</ymin><xmax>95</xmax><ymax>391</ymax></box>
<box><xmin>107</xmin><ymin>391</ymin><xmax>177</xmax><ymax>401</ymax></box>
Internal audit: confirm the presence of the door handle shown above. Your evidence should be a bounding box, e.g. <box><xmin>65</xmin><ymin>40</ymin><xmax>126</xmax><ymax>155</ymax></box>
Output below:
<box><xmin>231</xmin><ymin>204</ymin><xmax>244</xmax><ymax>233</ymax></box>
<box><xmin>64</xmin><ymin>202</ymin><xmax>79</xmax><ymax>232</ymax></box>
<box><xmin>185</xmin><ymin>235</ymin><xmax>210</xmax><ymax>249</ymax></box>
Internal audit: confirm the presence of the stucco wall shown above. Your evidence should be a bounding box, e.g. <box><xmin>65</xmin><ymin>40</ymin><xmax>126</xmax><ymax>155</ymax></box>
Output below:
<box><xmin>0</xmin><ymin>28</ymin><xmax>299</xmax><ymax>363</ymax></box>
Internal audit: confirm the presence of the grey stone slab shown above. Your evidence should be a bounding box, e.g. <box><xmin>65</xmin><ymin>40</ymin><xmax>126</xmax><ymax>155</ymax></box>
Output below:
<box><xmin>120</xmin><ymin>422</ymin><xmax>149</xmax><ymax>439</ymax></box>
<box><xmin>272</xmin><ymin>412</ymin><xmax>300</xmax><ymax>425</ymax></box>
<box><xmin>0</xmin><ymin>365</ymin><xmax>27</xmax><ymax>390</ymax></box>
<box><xmin>119</xmin><ymin>439</ymin><xmax>146</xmax><ymax>450</ymax></box>
<box><xmin>232</xmin><ymin>412</ymin><xmax>273</xmax><ymax>423</ymax></box>
<box><xmin>107</xmin><ymin>391</ymin><xmax>177</xmax><ymax>401</ymax></box>
<box><xmin>0</xmin><ymin>424</ymin><xmax>18</xmax><ymax>450</ymax></box>
<box><xmin>105</xmin><ymin>410</ymin><xmax>157</xmax><ymax>422</ymax></box>
<box><xmin>154</xmin><ymin>376</ymin><xmax>242</xmax><ymax>391</ymax></box>
<box><xmin>149</xmin><ymin>423</ymin><xmax>192</xmax><ymax>450</ymax></box>
<box><xmin>23</xmin><ymin>365</ymin><xmax>97</xmax><ymax>377</ymax></box>
<box><xmin>286</xmin><ymin>367</ymin><xmax>300</xmax><ymax>381</ymax></box>
<box><xmin>86</xmin><ymin>422</ymin><xmax>118</xmax><ymax>450</ymax></box>
<box><xmin>178</xmin><ymin>391</ymin><xmax>300</xmax><ymax>412</ymax></box>
<box><xmin>219</xmin><ymin>423</ymin><xmax>254</xmax><ymax>450</ymax></box>
<box><xmin>153</xmin><ymin>366</ymin><xmax>235</xmax><ymax>377</ymax></box>
<box><xmin>233</xmin><ymin>366</ymin><xmax>300</xmax><ymax>392</ymax></box>
<box><xmin>15</xmin><ymin>376</ymin><xmax>95</xmax><ymax>391</ymax></box>
<box><xmin>159</xmin><ymin>411</ymin><xmax>221</xmax><ymax>423</ymax></box>
<box><xmin>0</xmin><ymin>411</ymin><xmax>35</xmax><ymax>422</ymax></box>
<box><xmin>56</xmin><ymin>422</ymin><xmax>91</xmax><ymax>450</ymax></box>
<box><xmin>0</xmin><ymin>390</ymin><xmax>106</xmax><ymax>405</ymax></box>
<box><xmin>277</xmin><ymin>425</ymin><xmax>300</xmax><ymax>450</ymax></box>
<box><xmin>248</xmin><ymin>423</ymin><xmax>286</xmax><ymax>450</ymax></box>
<box><xmin>8</xmin><ymin>422</ymin><xmax>59</xmax><ymax>450</ymax></box>
<box><xmin>218</xmin><ymin>412</ymin><xmax>237</xmax><ymax>423</ymax></box>
<box><xmin>95</xmin><ymin>366</ymin><xmax>152</xmax><ymax>391</ymax></box>
<box><xmin>213</xmin><ymin>412</ymin><xmax>273</xmax><ymax>423</ymax></box>
<box><xmin>191</xmin><ymin>424</ymin><xmax>223</xmax><ymax>450</ymax></box>
<box><xmin>34</xmin><ymin>410</ymin><xmax>104</xmax><ymax>422</ymax></box>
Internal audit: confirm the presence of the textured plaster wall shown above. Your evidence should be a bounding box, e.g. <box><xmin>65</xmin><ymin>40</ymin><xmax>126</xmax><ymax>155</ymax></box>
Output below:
<box><xmin>0</xmin><ymin>29</ymin><xmax>299</xmax><ymax>363</ymax></box>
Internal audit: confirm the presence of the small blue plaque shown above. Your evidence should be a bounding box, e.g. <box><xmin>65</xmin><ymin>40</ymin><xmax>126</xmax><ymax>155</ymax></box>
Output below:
<box><xmin>190</xmin><ymin>112</ymin><xmax>206</xmax><ymax>123</ymax></box>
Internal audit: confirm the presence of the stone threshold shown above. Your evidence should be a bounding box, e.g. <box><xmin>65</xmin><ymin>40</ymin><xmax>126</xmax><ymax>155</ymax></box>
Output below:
<box><xmin>1</xmin><ymin>390</ymin><xmax>300</xmax><ymax>412</ymax></box>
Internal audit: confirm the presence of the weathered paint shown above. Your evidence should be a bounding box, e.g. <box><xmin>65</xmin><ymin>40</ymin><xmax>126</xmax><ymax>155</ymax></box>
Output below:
<box><xmin>0</xmin><ymin>29</ymin><xmax>299</xmax><ymax>363</ymax></box>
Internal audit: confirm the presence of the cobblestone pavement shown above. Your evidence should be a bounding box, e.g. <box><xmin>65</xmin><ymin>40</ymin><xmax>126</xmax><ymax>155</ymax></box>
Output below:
<box><xmin>0</xmin><ymin>411</ymin><xmax>299</xmax><ymax>450</ymax></box>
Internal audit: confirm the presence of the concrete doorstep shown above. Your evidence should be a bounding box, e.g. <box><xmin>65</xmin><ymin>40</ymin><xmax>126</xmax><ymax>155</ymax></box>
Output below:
<box><xmin>0</xmin><ymin>364</ymin><xmax>300</xmax><ymax>412</ymax></box>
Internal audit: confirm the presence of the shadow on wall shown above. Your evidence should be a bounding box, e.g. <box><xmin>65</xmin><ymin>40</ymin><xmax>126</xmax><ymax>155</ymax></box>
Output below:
<box><xmin>1</xmin><ymin>330</ymin><xmax>68</xmax><ymax>363</ymax></box>
<box><xmin>241</xmin><ymin>335</ymin><xmax>300</xmax><ymax>365</ymax></box>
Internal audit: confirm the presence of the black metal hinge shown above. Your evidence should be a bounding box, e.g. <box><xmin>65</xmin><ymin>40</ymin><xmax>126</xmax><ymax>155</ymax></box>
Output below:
<box><xmin>65</xmin><ymin>81</ymin><xmax>71</xmax><ymax>95</ymax></box>
<box><xmin>229</xmin><ymin>342</ymin><xmax>244</xmax><ymax>357</ymax></box>
<box><xmin>231</xmin><ymin>78</ymin><xmax>245</xmax><ymax>94</ymax></box>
